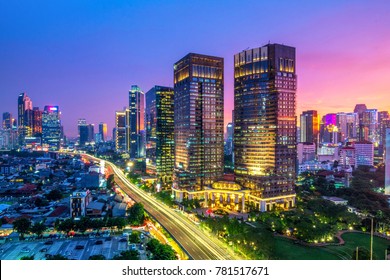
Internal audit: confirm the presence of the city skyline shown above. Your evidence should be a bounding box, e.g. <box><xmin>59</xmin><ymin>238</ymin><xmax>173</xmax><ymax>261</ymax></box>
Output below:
<box><xmin>1</xmin><ymin>1</ymin><xmax>390</xmax><ymax>137</ymax></box>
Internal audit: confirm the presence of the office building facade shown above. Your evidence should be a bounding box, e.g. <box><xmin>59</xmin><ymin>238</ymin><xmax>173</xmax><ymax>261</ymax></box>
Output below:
<box><xmin>127</xmin><ymin>85</ymin><xmax>145</xmax><ymax>158</ymax></box>
<box><xmin>173</xmin><ymin>53</ymin><xmax>224</xmax><ymax>190</ymax></box>
<box><xmin>146</xmin><ymin>86</ymin><xmax>175</xmax><ymax>184</ymax></box>
<box><xmin>300</xmin><ymin>110</ymin><xmax>319</xmax><ymax>145</ymax></box>
<box><xmin>234</xmin><ymin>43</ymin><xmax>297</xmax><ymax>211</ymax></box>
<box><xmin>42</xmin><ymin>106</ymin><xmax>61</xmax><ymax>151</ymax></box>
<box><xmin>115</xmin><ymin>111</ymin><xmax>126</xmax><ymax>152</ymax></box>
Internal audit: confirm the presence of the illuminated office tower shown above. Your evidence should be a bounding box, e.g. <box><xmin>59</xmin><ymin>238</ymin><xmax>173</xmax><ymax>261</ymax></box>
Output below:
<box><xmin>234</xmin><ymin>43</ymin><xmax>296</xmax><ymax>211</ymax></box>
<box><xmin>127</xmin><ymin>86</ymin><xmax>145</xmax><ymax>158</ymax></box>
<box><xmin>2</xmin><ymin>112</ymin><xmax>12</xmax><ymax>130</ymax></box>
<box><xmin>173</xmin><ymin>53</ymin><xmax>224</xmax><ymax>189</ymax></box>
<box><xmin>361</xmin><ymin>109</ymin><xmax>378</xmax><ymax>143</ymax></box>
<box><xmin>17</xmin><ymin>92</ymin><xmax>33</xmax><ymax>145</ymax></box>
<box><xmin>146</xmin><ymin>86</ymin><xmax>175</xmax><ymax>184</ymax></box>
<box><xmin>32</xmin><ymin>107</ymin><xmax>42</xmax><ymax>137</ymax></box>
<box><xmin>337</xmin><ymin>112</ymin><xmax>358</xmax><ymax>141</ymax></box>
<box><xmin>115</xmin><ymin>111</ymin><xmax>126</xmax><ymax>152</ymax></box>
<box><xmin>42</xmin><ymin>106</ymin><xmax>61</xmax><ymax>151</ymax></box>
<box><xmin>354</xmin><ymin>104</ymin><xmax>367</xmax><ymax>141</ymax></box>
<box><xmin>99</xmin><ymin>122</ymin><xmax>108</xmax><ymax>142</ymax></box>
<box><xmin>300</xmin><ymin>110</ymin><xmax>319</xmax><ymax>145</ymax></box>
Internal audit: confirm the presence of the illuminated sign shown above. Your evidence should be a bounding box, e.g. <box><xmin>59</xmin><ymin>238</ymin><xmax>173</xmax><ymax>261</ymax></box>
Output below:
<box><xmin>49</xmin><ymin>106</ymin><xmax>58</xmax><ymax>111</ymax></box>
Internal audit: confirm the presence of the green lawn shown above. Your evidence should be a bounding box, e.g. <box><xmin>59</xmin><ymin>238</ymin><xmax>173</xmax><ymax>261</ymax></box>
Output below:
<box><xmin>273</xmin><ymin>233</ymin><xmax>390</xmax><ymax>260</ymax></box>
<box><xmin>273</xmin><ymin>237</ymin><xmax>340</xmax><ymax>260</ymax></box>
<box><xmin>326</xmin><ymin>232</ymin><xmax>390</xmax><ymax>260</ymax></box>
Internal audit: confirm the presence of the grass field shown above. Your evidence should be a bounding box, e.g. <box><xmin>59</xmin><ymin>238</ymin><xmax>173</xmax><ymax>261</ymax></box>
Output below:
<box><xmin>273</xmin><ymin>232</ymin><xmax>390</xmax><ymax>260</ymax></box>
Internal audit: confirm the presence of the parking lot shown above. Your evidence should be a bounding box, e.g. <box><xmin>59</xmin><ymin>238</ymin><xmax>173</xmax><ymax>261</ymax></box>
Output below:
<box><xmin>0</xmin><ymin>235</ymin><xmax>148</xmax><ymax>260</ymax></box>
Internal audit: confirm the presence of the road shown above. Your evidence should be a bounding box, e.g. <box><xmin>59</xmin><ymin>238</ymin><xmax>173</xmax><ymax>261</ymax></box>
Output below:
<box><xmin>84</xmin><ymin>154</ymin><xmax>237</xmax><ymax>260</ymax></box>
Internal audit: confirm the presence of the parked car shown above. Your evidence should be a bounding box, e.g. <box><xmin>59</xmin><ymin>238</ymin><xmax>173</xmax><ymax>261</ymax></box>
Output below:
<box><xmin>39</xmin><ymin>248</ymin><xmax>48</xmax><ymax>252</ymax></box>
<box><xmin>44</xmin><ymin>240</ymin><xmax>53</xmax><ymax>245</ymax></box>
<box><xmin>75</xmin><ymin>245</ymin><xmax>84</xmax><ymax>250</ymax></box>
<box><xmin>20</xmin><ymin>247</ymin><xmax>30</xmax><ymax>253</ymax></box>
<box><xmin>94</xmin><ymin>240</ymin><xmax>103</xmax><ymax>245</ymax></box>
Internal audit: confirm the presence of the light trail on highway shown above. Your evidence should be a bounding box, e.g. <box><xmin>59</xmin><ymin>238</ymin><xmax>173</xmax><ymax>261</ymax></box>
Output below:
<box><xmin>83</xmin><ymin>154</ymin><xmax>237</xmax><ymax>260</ymax></box>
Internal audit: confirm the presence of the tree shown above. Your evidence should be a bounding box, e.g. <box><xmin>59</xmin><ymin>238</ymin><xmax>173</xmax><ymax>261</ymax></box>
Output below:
<box><xmin>146</xmin><ymin>239</ymin><xmax>177</xmax><ymax>260</ymax></box>
<box><xmin>46</xmin><ymin>254</ymin><xmax>68</xmax><ymax>260</ymax></box>
<box><xmin>107</xmin><ymin>174</ymin><xmax>115</xmax><ymax>190</ymax></box>
<box><xmin>128</xmin><ymin>232</ymin><xmax>141</xmax><ymax>243</ymax></box>
<box><xmin>30</xmin><ymin>223</ymin><xmax>47</xmax><ymax>238</ymax></box>
<box><xmin>112</xmin><ymin>250</ymin><xmax>139</xmax><ymax>260</ymax></box>
<box><xmin>13</xmin><ymin>218</ymin><xmax>31</xmax><ymax>239</ymax></box>
<box><xmin>20</xmin><ymin>255</ymin><xmax>34</xmax><ymax>260</ymax></box>
<box><xmin>46</xmin><ymin>189</ymin><xmax>62</xmax><ymax>201</ymax></box>
<box><xmin>56</xmin><ymin>219</ymin><xmax>75</xmax><ymax>235</ymax></box>
<box><xmin>89</xmin><ymin>254</ymin><xmax>106</xmax><ymax>260</ymax></box>
<box><xmin>127</xmin><ymin>203</ymin><xmax>145</xmax><ymax>226</ymax></box>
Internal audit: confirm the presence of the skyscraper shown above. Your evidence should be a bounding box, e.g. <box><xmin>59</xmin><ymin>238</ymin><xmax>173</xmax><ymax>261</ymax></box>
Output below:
<box><xmin>2</xmin><ymin>112</ymin><xmax>12</xmax><ymax>130</ymax></box>
<box><xmin>300</xmin><ymin>110</ymin><xmax>319</xmax><ymax>145</ymax></box>
<box><xmin>146</xmin><ymin>86</ymin><xmax>175</xmax><ymax>184</ymax></box>
<box><xmin>173</xmin><ymin>53</ymin><xmax>224</xmax><ymax>190</ymax></box>
<box><xmin>127</xmin><ymin>85</ymin><xmax>145</xmax><ymax>158</ymax></box>
<box><xmin>42</xmin><ymin>106</ymin><xmax>61</xmax><ymax>151</ymax></box>
<box><xmin>99</xmin><ymin>122</ymin><xmax>108</xmax><ymax>142</ymax></box>
<box><xmin>225</xmin><ymin>122</ymin><xmax>234</xmax><ymax>155</ymax></box>
<box><xmin>234</xmin><ymin>43</ymin><xmax>296</xmax><ymax>211</ymax></box>
<box><xmin>32</xmin><ymin>107</ymin><xmax>42</xmax><ymax>137</ymax></box>
<box><xmin>354</xmin><ymin>103</ymin><xmax>367</xmax><ymax>141</ymax></box>
<box><xmin>17</xmin><ymin>92</ymin><xmax>33</xmax><ymax>145</ymax></box>
<box><xmin>115</xmin><ymin>111</ymin><xmax>126</xmax><ymax>152</ymax></box>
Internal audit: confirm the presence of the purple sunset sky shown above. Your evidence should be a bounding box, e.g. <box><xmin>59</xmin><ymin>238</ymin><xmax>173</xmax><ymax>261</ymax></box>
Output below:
<box><xmin>1</xmin><ymin>0</ymin><xmax>390</xmax><ymax>138</ymax></box>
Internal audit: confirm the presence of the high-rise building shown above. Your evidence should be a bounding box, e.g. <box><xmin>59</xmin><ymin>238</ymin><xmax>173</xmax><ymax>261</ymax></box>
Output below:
<box><xmin>32</xmin><ymin>107</ymin><xmax>42</xmax><ymax>137</ymax></box>
<box><xmin>115</xmin><ymin>111</ymin><xmax>126</xmax><ymax>152</ymax></box>
<box><xmin>42</xmin><ymin>106</ymin><xmax>61</xmax><ymax>151</ymax></box>
<box><xmin>354</xmin><ymin>141</ymin><xmax>374</xmax><ymax>167</ymax></box>
<box><xmin>337</xmin><ymin>112</ymin><xmax>359</xmax><ymax>141</ymax></box>
<box><xmin>127</xmin><ymin>85</ymin><xmax>145</xmax><ymax>159</ymax></box>
<box><xmin>385</xmin><ymin>128</ymin><xmax>390</xmax><ymax>195</ymax></box>
<box><xmin>362</xmin><ymin>109</ymin><xmax>378</xmax><ymax>143</ymax></box>
<box><xmin>2</xmin><ymin>112</ymin><xmax>12</xmax><ymax>130</ymax></box>
<box><xmin>234</xmin><ymin>43</ymin><xmax>296</xmax><ymax>211</ymax></box>
<box><xmin>225</xmin><ymin>122</ymin><xmax>234</xmax><ymax>156</ymax></box>
<box><xmin>146</xmin><ymin>86</ymin><xmax>175</xmax><ymax>184</ymax></box>
<box><xmin>300</xmin><ymin>110</ymin><xmax>319</xmax><ymax>145</ymax></box>
<box><xmin>320</xmin><ymin>114</ymin><xmax>338</xmax><ymax>144</ymax></box>
<box><xmin>87</xmin><ymin>124</ymin><xmax>95</xmax><ymax>143</ymax></box>
<box><xmin>17</xmin><ymin>92</ymin><xmax>33</xmax><ymax>145</ymax></box>
<box><xmin>354</xmin><ymin>104</ymin><xmax>368</xmax><ymax>141</ymax></box>
<box><xmin>99</xmin><ymin>122</ymin><xmax>108</xmax><ymax>142</ymax></box>
<box><xmin>173</xmin><ymin>53</ymin><xmax>224</xmax><ymax>190</ymax></box>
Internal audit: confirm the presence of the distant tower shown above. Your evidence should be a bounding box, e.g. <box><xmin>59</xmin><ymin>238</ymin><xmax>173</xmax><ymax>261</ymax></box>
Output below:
<box><xmin>42</xmin><ymin>106</ymin><xmax>61</xmax><ymax>151</ymax></box>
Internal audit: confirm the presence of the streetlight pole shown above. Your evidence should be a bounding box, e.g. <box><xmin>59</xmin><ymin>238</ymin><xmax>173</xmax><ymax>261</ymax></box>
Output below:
<box><xmin>370</xmin><ymin>217</ymin><xmax>373</xmax><ymax>260</ymax></box>
<box><xmin>356</xmin><ymin>246</ymin><xmax>359</xmax><ymax>260</ymax></box>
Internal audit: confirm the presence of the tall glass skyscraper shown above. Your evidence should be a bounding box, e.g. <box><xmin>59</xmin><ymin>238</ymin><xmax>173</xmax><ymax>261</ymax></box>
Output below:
<box><xmin>146</xmin><ymin>86</ymin><xmax>175</xmax><ymax>185</ymax></box>
<box><xmin>17</xmin><ymin>92</ymin><xmax>33</xmax><ymax>145</ymax></box>
<box><xmin>173</xmin><ymin>53</ymin><xmax>224</xmax><ymax>190</ymax></box>
<box><xmin>127</xmin><ymin>85</ymin><xmax>145</xmax><ymax>159</ymax></box>
<box><xmin>42</xmin><ymin>106</ymin><xmax>61</xmax><ymax>151</ymax></box>
<box><xmin>115</xmin><ymin>111</ymin><xmax>126</xmax><ymax>152</ymax></box>
<box><xmin>234</xmin><ymin>43</ymin><xmax>296</xmax><ymax>211</ymax></box>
